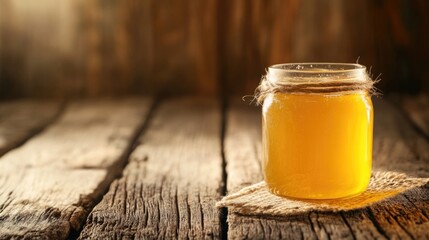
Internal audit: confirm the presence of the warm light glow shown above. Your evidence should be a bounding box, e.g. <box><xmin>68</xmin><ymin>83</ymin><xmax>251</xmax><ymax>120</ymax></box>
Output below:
<box><xmin>263</xmin><ymin>92</ymin><xmax>373</xmax><ymax>199</ymax></box>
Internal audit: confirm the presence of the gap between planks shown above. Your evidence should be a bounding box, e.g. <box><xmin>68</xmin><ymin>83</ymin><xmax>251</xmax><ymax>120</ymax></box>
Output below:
<box><xmin>0</xmin><ymin>98</ymin><xmax>155</xmax><ymax>239</ymax></box>
<box><xmin>70</xmin><ymin>98</ymin><xmax>160</xmax><ymax>239</ymax></box>
<box><xmin>220</xmin><ymin>98</ymin><xmax>229</xmax><ymax>240</ymax></box>
<box><xmin>2</xmin><ymin>96</ymin><xmax>427</xmax><ymax>239</ymax></box>
<box><xmin>78</xmin><ymin>97</ymin><xmax>224</xmax><ymax>239</ymax></box>
<box><xmin>0</xmin><ymin>100</ymin><xmax>64</xmax><ymax>157</ymax></box>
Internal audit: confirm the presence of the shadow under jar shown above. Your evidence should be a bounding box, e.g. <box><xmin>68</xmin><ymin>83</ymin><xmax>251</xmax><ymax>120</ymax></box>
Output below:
<box><xmin>261</xmin><ymin>63</ymin><xmax>374</xmax><ymax>199</ymax></box>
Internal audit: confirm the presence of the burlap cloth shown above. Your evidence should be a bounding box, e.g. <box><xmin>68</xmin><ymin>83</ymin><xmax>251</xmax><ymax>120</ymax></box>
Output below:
<box><xmin>216</xmin><ymin>171</ymin><xmax>429</xmax><ymax>217</ymax></box>
<box><xmin>254</xmin><ymin>63</ymin><xmax>379</xmax><ymax>104</ymax></box>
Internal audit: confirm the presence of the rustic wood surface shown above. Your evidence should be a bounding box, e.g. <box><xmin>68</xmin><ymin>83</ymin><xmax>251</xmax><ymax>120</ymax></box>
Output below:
<box><xmin>0</xmin><ymin>95</ymin><xmax>428</xmax><ymax>239</ymax></box>
<box><xmin>0</xmin><ymin>98</ymin><xmax>152</xmax><ymax>239</ymax></box>
<box><xmin>401</xmin><ymin>94</ymin><xmax>429</xmax><ymax>137</ymax></box>
<box><xmin>79</xmin><ymin>98</ymin><xmax>223</xmax><ymax>239</ymax></box>
<box><xmin>0</xmin><ymin>100</ymin><xmax>61</xmax><ymax>156</ymax></box>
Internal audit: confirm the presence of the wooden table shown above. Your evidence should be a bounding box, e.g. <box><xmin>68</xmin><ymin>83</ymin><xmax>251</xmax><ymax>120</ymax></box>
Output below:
<box><xmin>0</xmin><ymin>96</ymin><xmax>428</xmax><ymax>239</ymax></box>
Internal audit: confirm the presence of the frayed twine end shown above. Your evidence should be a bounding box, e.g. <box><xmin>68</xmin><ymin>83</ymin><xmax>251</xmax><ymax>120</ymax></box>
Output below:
<box><xmin>249</xmin><ymin>72</ymin><xmax>382</xmax><ymax>105</ymax></box>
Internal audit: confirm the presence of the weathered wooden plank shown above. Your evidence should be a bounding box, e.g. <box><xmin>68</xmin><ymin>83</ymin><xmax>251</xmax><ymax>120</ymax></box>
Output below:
<box><xmin>0</xmin><ymin>98</ymin><xmax>152</xmax><ymax>239</ymax></box>
<box><xmin>401</xmin><ymin>94</ymin><xmax>429</xmax><ymax>137</ymax></box>
<box><xmin>0</xmin><ymin>100</ymin><xmax>60</xmax><ymax>156</ymax></box>
<box><xmin>225</xmin><ymin>98</ymin><xmax>429</xmax><ymax>239</ymax></box>
<box><xmin>228</xmin><ymin>214</ymin><xmax>316</xmax><ymax>239</ymax></box>
<box><xmin>372</xmin><ymin>98</ymin><xmax>429</xmax><ymax>176</ymax></box>
<box><xmin>79</xmin><ymin>98</ymin><xmax>223</xmax><ymax>239</ymax></box>
<box><xmin>365</xmin><ymin>99</ymin><xmax>429</xmax><ymax>239</ymax></box>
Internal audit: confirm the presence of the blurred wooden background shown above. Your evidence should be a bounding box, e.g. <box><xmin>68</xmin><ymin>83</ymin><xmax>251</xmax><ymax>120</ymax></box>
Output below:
<box><xmin>0</xmin><ymin>0</ymin><xmax>428</xmax><ymax>99</ymax></box>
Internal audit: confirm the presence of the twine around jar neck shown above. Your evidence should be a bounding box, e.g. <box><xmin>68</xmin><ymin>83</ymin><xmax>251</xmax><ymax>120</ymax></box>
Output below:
<box><xmin>255</xmin><ymin>63</ymin><xmax>379</xmax><ymax>105</ymax></box>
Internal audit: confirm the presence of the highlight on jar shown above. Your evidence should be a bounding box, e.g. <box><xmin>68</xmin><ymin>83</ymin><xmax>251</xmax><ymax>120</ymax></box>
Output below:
<box><xmin>256</xmin><ymin>63</ymin><xmax>377</xmax><ymax>200</ymax></box>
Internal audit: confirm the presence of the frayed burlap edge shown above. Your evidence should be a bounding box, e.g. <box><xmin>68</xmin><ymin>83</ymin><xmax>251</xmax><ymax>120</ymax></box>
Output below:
<box><xmin>254</xmin><ymin>71</ymin><xmax>380</xmax><ymax>105</ymax></box>
<box><xmin>216</xmin><ymin>171</ymin><xmax>429</xmax><ymax>217</ymax></box>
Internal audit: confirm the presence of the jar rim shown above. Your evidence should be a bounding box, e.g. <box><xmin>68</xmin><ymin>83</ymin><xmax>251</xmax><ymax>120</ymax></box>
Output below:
<box><xmin>268</xmin><ymin>63</ymin><xmax>366</xmax><ymax>74</ymax></box>
<box><xmin>256</xmin><ymin>63</ymin><xmax>375</xmax><ymax>103</ymax></box>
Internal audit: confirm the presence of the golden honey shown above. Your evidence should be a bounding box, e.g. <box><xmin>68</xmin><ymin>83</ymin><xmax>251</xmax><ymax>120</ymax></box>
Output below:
<box><xmin>261</xmin><ymin>63</ymin><xmax>374</xmax><ymax>199</ymax></box>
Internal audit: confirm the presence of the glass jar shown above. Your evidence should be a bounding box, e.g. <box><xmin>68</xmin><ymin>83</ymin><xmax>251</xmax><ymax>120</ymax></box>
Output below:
<box><xmin>262</xmin><ymin>63</ymin><xmax>373</xmax><ymax>199</ymax></box>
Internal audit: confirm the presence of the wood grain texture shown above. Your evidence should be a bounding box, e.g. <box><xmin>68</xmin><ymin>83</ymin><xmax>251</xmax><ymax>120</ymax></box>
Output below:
<box><xmin>218</xmin><ymin>0</ymin><xmax>377</xmax><ymax>95</ymax></box>
<box><xmin>79</xmin><ymin>98</ymin><xmax>223</xmax><ymax>239</ymax></box>
<box><xmin>225</xmin><ymin>97</ymin><xmax>429</xmax><ymax>239</ymax></box>
<box><xmin>0</xmin><ymin>0</ymin><xmax>218</xmax><ymax>98</ymax></box>
<box><xmin>0</xmin><ymin>100</ymin><xmax>60</xmax><ymax>156</ymax></box>
<box><xmin>367</xmin><ymin>99</ymin><xmax>429</xmax><ymax>239</ymax></box>
<box><xmin>372</xmin><ymin>99</ymin><xmax>429</xmax><ymax>177</ymax></box>
<box><xmin>401</xmin><ymin>94</ymin><xmax>429</xmax><ymax>137</ymax></box>
<box><xmin>2</xmin><ymin>0</ymin><xmax>429</xmax><ymax>97</ymax></box>
<box><xmin>0</xmin><ymin>98</ymin><xmax>152</xmax><ymax>239</ymax></box>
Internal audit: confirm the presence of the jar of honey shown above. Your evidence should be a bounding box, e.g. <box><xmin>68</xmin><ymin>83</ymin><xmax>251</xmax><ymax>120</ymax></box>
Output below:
<box><xmin>260</xmin><ymin>63</ymin><xmax>374</xmax><ymax>199</ymax></box>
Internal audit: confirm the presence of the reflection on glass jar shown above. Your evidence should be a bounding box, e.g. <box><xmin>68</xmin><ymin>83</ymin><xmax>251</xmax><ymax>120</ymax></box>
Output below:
<box><xmin>260</xmin><ymin>63</ymin><xmax>374</xmax><ymax>199</ymax></box>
